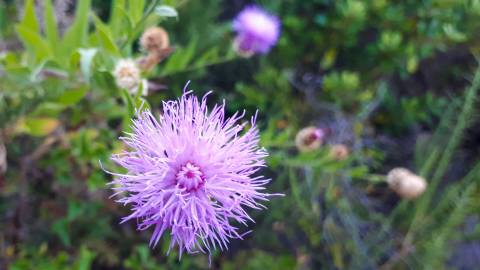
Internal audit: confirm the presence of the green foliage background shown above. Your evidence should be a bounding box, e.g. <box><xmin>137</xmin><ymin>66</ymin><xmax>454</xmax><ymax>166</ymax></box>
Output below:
<box><xmin>1</xmin><ymin>0</ymin><xmax>480</xmax><ymax>269</ymax></box>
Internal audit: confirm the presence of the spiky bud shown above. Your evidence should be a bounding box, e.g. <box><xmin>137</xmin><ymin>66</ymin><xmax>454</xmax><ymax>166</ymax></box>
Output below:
<box><xmin>329</xmin><ymin>144</ymin><xmax>349</xmax><ymax>160</ymax></box>
<box><xmin>113</xmin><ymin>59</ymin><xmax>143</xmax><ymax>94</ymax></box>
<box><xmin>295</xmin><ymin>126</ymin><xmax>324</xmax><ymax>153</ymax></box>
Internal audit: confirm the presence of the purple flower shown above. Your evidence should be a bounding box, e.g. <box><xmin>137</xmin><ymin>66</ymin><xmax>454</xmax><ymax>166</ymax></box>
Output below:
<box><xmin>233</xmin><ymin>5</ymin><xmax>280</xmax><ymax>56</ymax></box>
<box><xmin>108</xmin><ymin>89</ymin><xmax>276</xmax><ymax>257</ymax></box>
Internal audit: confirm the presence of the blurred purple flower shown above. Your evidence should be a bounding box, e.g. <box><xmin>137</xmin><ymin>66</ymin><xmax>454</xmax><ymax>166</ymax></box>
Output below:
<box><xmin>108</xmin><ymin>89</ymin><xmax>276</xmax><ymax>257</ymax></box>
<box><xmin>233</xmin><ymin>5</ymin><xmax>280</xmax><ymax>57</ymax></box>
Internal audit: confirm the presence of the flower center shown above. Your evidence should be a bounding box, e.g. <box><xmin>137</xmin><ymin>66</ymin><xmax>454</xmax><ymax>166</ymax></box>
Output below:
<box><xmin>304</xmin><ymin>129</ymin><xmax>324</xmax><ymax>145</ymax></box>
<box><xmin>176</xmin><ymin>162</ymin><xmax>205</xmax><ymax>192</ymax></box>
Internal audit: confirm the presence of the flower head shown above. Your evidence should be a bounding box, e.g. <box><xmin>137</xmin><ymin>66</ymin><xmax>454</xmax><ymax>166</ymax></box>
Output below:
<box><xmin>108</xmin><ymin>89</ymin><xmax>275</xmax><ymax>257</ymax></box>
<box><xmin>295</xmin><ymin>126</ymin><xmax>325</xmax><ymax>152</ymax></box>
<box><xmin>113</xmin><ymin>59</ymin><xmax>148</xmax><ymax>96</ymax></box>
<box><xmin>233</xmin><ymin>5</ymin><xmax>280</xmax><ymax>56</ymax></box>
<box><xmin>329</xmin><ymin>144</ymin><xmax>350</xmax><ymax>161</ymax></box>
<box><xmin>113</xmin><ymin>59</ymin><xmax>141</xmax><ymax>90</ymax></box>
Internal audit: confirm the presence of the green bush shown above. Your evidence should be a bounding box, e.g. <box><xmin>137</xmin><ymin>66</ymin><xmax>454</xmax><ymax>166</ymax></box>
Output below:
<box><xmin>1</xmin><ymin>0</ymin><xmax>480</xmax><ymax>269</ymax></box>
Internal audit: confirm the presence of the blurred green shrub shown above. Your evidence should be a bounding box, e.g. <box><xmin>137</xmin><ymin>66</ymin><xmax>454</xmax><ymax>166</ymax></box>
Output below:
<box><xmin>1</xmin><ymin>0</ymin><xmax>480</xmax><ymax>269</ymax></box>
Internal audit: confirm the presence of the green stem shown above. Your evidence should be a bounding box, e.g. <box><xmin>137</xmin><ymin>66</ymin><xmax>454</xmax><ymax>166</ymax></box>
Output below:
<box><xmin>403</xmin><ymin>65</ymin><xmax>480</xmax><ymax>247</ymax></box>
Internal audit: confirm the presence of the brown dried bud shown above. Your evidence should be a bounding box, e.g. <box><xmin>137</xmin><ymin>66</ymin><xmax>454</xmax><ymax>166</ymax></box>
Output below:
<box><xmin>329</xmin><ymin>144</ymin><xmax>349</xmax><ymax>160</ymax></box>
<box><xmin>387</xmin><ymin>168</ymin><xmax>427</xmax><ymax>199</ymax></box>
<box><xmin>137</xmin><ymin>47</ymin><xmax>174</xmax><ymax>71</ymax></box>
<box><xmin>140</xmin><ymin>27</ymin><xmax>170</xmax><ymax>53</ymax></box>
<box><xmin>295</xmin><ymin>126</ymin><xmax>324</xmax><ymax>152</ymax></box>
<box><xmin>138</xmin><ymin>53</ymin><xmax>162</xmax><ymax>71</ymax></box>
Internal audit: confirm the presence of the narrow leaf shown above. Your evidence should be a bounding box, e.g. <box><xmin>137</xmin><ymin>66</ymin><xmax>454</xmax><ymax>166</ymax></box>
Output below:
<box><xmin>61</xmin><ymin>0</ymin><xmax>92</xmax><ymax>60</ymax></box>
<box><xmin>15</xmin><ymin>25</ymin><xmax>52</xmax><ymax>63</ymax></box>
<box><xmin>109</xmin><ymin>0</ymin><xmax>126</xmax><ymax>35</ymax></box>
<box><xmin>128</xmin><ymin>0</ymin><xmax>146</xmax><ymax>24</ymax></box>
<box><xmin>19</xmin><ymin>0</ymin><xmax>39</xmax><ymax>32</ymax></box>
<box><xmin>44</xmin><ymin>0</ymin><xmax>59</xmax><ymax>50</ymax></box>
<box><xmin>92</xmin><ymin>15</ymin><xmax>120</xmax><ymax>55</ymax></box>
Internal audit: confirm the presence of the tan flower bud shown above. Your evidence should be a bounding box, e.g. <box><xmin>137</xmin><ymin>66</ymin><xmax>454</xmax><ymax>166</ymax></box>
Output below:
<box><xmin>295</xmin><ymin>126</ymin><xmax>324</xmax><ymax>152</ymax></box>
<box><xmin>387</xmin><ymin>168</ymin><xmax>427</xmax><ymax>199</ymax></box>
<box><xmin>140</xmin><ymin>27</ymin><xmax>170</xmax><ymax>53</ymax></box>
<box><xmin>329</xmin><ymin>144</ymin><xmax>349</xmax><ymax>160</ymax></box>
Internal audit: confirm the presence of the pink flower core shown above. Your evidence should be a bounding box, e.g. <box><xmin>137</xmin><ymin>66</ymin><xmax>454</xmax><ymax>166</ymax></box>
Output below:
<box><xmin>176</xmin><ymin>162</ymin><xmax>204</xmax><ymax>192</ymax></box>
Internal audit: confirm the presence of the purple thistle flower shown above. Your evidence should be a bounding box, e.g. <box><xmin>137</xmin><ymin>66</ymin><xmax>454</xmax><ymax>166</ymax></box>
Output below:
<box><xmin>108</xmin><ymin>88</ymin><xmax>277</xmax><ymax>257</ymax></box>
<box><xmin>233</xmin><ymin>5</ymin><xmax>280</xmax><ymax>57</ymax></box>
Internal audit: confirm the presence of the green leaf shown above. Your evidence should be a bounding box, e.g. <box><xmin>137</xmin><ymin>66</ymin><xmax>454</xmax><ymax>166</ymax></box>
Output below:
<box><xmin>67</xmin><ymin>200</ymin><xmax>83</xmax><ymax>221</ymax></box>
<box><xmin>87</xmin><ymin>172</ymin><xmax>106</xmax><ymax>192</ymax></box>
<box><xmin>128</xmin><ymin>0</ymin><xmax>146</xmax><ymax>24</ymax></box>
<box><xmin>52</xmin><ymin>219</ymin><xmax>71</xmax><ymax>247</ymax></box>
<box><xmin>78</xmin><ymin>48</ymin><xmax>98</xmax><ymax>82</ymax></box>
<box><xmin>162</xmin><ymin>37</ymin><xmax>197</xmax><ymax>74</ymax></box>
<box><xmin>22</xmin><ymin>117</ymin><xmax>60</xmax><ymax>136</ymax></box>
<box><xmin>109</xmin><ymin>0</ymin><xmax>126</xmax><ymax>36</ymax></box>
<box><xmin>443</xmin><ymin>24</ymin><xmax>467</xmax><ymax>42</ymax></box>
<box><xmin>15</xmin><ymin>25</ymin><xmax>52</xmax><ymax>63</ymax></box>
<box><xmin>91</xmin><ymin>15</ymin><xmax>120</xmax><ymax>55</ymax></box>
<box><xmin>155</xmin><ymin>5</ymin><xmax>178</xmax><ymax>18</ymax></box>
<box><xmin>57</xmin><ymin>86</ymin><xmax>89</xmax><ymax>106</ymax></box>
<box><xmin>121</xmin><ymin>89</ymin><xmax>136</xmax><ymax>117</ymax></box>
<box><xmin>44</xmin><ymin>0</ymin><xmax>59</xmax><ymax>51</ymax></box>
<box><xmin>19</xmin><ymin>0</ymin><xmax>39</xmax><ymax>32</ymax></box>
<box><xmin>61</xmin><ymin>0</ymin><xmax>92</xmax><ymax>60</ymax></box>
<box><xmin>31</xmin><ymin>102</ymin><xmax>66</xmax><ymax>117</ymax></box>
<box><xmin>113</xmin><ymin>6</ymin><xmax>134</xmax><ymax>41</ymax></box>
<box><xmin>76</xmin><ymin>246</ymin><xmax>97</xmax><ymax>270</ymax></box>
